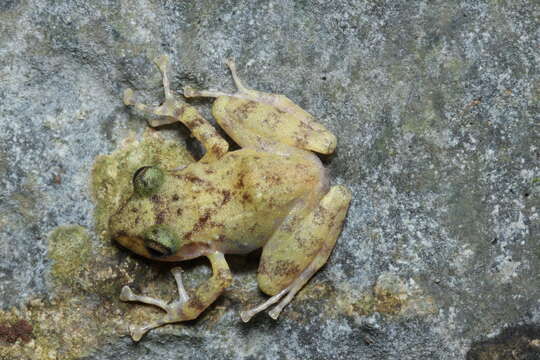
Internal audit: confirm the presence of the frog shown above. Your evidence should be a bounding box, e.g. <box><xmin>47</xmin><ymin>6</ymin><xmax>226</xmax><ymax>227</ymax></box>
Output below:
<box><xmin>109</xmin><ymin>55</ymin><xmax>352</xmax><ymax>341</ymax></box>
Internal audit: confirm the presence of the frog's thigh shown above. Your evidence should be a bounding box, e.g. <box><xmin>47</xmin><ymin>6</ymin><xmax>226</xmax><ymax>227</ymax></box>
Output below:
<box><xmin>257</xmin><ymin>185</ymin><xmax>352</xmax><ymax>296</ymax></box>
<box><xmin>212</xmin><ymin>96</ymin><xmax>337</xmax><ymax>154</ymax></box>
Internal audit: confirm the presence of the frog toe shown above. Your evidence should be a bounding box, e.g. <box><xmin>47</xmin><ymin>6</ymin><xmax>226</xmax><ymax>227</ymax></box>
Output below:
<box><xmin>129</xmin><ymin>325</ymin><xmax>147</xmax><ymax>342</ymax></box>
<box><xmin>123</xmin><ymin>88</ymin><xmax>136</xmax><ymax>106</ymax></box>
<box><xmin>119</xmin><ymin>285</ymin><xmax>135</xmax><ymax>301</ymax></box>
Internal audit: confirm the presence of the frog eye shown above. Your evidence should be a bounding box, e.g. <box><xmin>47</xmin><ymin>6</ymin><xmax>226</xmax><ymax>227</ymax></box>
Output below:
<box><xmin>143</xmin><ymin>225</ymin><xmax>180</xmax><ymax>257</ymax></box>
<box><xmin>133</xmin><ymin>166</ymin><xmax>164</xmax><ymax>196</ymax></box>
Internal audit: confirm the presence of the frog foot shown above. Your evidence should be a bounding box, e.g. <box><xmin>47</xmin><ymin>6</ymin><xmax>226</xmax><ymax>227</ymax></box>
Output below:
<box><xmin>239</xmin><ymin>279</ymin><xmax>296</xmax><ymax>322</ymax></box>
<box><xmin>120</xmin><ymin>267</ymin><xmax>189</xmax><ymax>341</ymax></box>
<box><xmin>183</xmin><ymin>58</ymin><xmax>252</xmax><ymax>99</ymax></box>
<box><xmin>240</xmin><ymin>261</ymin><xmax>330</xmax><ymax>322</ymax></box>
<box><xmin>123</xmin><ymin>55</ymin><xmax>186</xmax><ymax>127</ymax></box>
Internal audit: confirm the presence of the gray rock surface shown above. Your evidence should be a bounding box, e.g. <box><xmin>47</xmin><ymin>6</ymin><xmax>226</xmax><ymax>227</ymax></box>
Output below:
<box><xmin>1</xmin><ymin>0</ymin><xmax>539</xmax><ymax>359</ymax></box>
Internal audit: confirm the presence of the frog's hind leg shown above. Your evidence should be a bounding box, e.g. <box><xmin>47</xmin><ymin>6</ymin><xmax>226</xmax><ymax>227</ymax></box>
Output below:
<box><xmin>183</xmin><ymin>59</ymin><xmax>337</xmax><ymax>155</ymax></box>
<box><xmin>240</xmin><ymin>185</ymin><xmax>351</xmax><ymax>322</ymax></box>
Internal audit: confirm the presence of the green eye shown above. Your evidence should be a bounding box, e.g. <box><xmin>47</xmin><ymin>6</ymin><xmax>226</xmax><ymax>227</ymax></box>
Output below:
<box><xmin>143</xmin><ymin>225</ymin><xmax>180</xmax><ymax>257</ymax></box>
<box><xmin>133</xmin><ymin>166</ymin><xmax>164</xmax><ymax>196</ymax></box>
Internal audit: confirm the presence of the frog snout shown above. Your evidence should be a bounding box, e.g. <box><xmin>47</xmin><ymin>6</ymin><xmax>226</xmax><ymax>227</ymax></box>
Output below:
<box><xmin>108</xmin><ymin>209</ymin><xmax>181</xmax><ymax>259</ymax></box>
<box><xmin>108</xmin><ymin>210</ymin><xmax>140</xmax><ymax>248</ymax></box>
<box><xmin>108</xmin><ymin>212</ymin><xmax>149</xmax><ymax>257</ymax></box>
<box><xmin>108</xmin><ymin>211</ymin><xmax>128</xmax><ymax>239</ymax></box>
<box><xmin>140</xmin><ymin>225</ymin><xmax>181</xmax><ymax>258</ymax></box>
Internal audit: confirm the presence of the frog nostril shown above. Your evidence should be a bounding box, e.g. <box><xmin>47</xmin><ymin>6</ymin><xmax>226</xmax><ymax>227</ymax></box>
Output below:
<box><xmin>113</xmin><ymin>230</ymin><xmax>128</xmax><ymax>239</ymax></box>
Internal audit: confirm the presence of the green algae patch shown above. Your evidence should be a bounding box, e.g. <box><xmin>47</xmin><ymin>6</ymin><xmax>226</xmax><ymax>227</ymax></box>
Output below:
<box><xmin>47</xmin><ymin>225</ymin><xmax>127</xmax><ymax>298</ymax></box>
<box><xmin>91</xmin><ymin>129</ymin><xmax>194</xmax><ymax>240</ymax></box>
<box><xmin>48</xmin><ymin>225</ymin><xmax>93</xmax><ymax>291</ymax></box>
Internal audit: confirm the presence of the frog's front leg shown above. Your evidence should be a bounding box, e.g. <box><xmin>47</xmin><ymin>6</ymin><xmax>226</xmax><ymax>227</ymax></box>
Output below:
<box><xmin>120</xmin><ymin>252</ymin><xmax>232</xmax><ymax>341</ymax></box>
<box><xmin>123</xmin><ymin>55</ymin><xmax>228</xmax><ymax>162</ymax></box>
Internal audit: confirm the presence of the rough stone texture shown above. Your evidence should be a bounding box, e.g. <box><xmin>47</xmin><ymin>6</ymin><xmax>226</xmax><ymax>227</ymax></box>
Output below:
<box><xmin>1</xmin><ymin>0</ymin><xmax>539</xmax><ymax>359</ymax></box>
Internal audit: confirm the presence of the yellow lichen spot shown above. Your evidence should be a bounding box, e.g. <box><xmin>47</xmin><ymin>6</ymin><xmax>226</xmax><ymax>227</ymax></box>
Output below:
<box><xmin>300</xmin><ymin>273</ymin><xmax>438</xmax><ymax>320</ymax></box>
<box><xmin>352</xmin><ymin>273</ymin><xmax>437</xmax><ymax>317</ymax></box>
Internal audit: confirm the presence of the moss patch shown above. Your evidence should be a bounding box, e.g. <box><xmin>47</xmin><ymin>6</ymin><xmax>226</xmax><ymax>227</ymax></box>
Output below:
<box><xmin>48</xmin><ymin>225</ymin><xmax>93</xmax><ymax>291</ymax></box>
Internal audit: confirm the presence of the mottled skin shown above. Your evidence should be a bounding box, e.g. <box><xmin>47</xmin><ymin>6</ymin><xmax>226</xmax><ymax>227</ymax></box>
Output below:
<box><xmin>110</xmin><ymin>56</ymin><xmax>351</xmax><ymax>341</ymax></box>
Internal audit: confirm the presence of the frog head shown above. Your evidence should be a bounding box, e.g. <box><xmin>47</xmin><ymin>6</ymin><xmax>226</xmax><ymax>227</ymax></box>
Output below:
<box><xmin>109</xmin><ymin>166</ymin><xmax>184</xmax><ymax>260</ymax></box>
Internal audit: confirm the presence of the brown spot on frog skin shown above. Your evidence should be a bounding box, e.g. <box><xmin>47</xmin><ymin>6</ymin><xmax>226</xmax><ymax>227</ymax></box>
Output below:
<box><xmin>155</xmin><ymin>211</ymin><xmax>166</xmax><ymax>225</ymax></box>
<box><xmin>295</xmin><ymin>163</ymin><xmax>308</xmax><ymax>171</ymax></box>
<box><xmin>261</xmin><ymin>111</ymin><xmax>281</xmax><ymax>129</ymax></box>
<box><xmin>173</xmin><ymin>107</ymin><xmax>186</xmax><ymax>119</ymax></box>
<box><xmin>184</xmin><ymin>211</ymin><xmax>214</xmax><ymax>241</ymax></box>
<box><xmin>208</xmin><ymin>221</ymin><xmax>225</xmax><ymax>230</ymax></box>
<box><xmin>216</xmin><ymin>269</ymin><xmax>232</xmax><ymax>283</ymax></box>
<box><xmin>294</xmin><ymin>135</ymin><xmax>309</xmax><ymax>148</ymax></box>
<box><xmin>242</xmin><ymin>192</ymin><xmax>252</xmax><ymax>203</ymax></box>
<box><xmin>259</xmin><ymin>260</ymin><xmax>301</xmax><ymax>277</ymax></box>
<box><xmin>233</xmin><ymin>100</ymin><xmax>258</xmax><ymax>119</ymax></box>
<box><xmin>266</xmin><ymin>174</ymin><xmax>282</xmax><ymax>185</ymax></box>
<box><xmin>235</xmin><ymin>172</ymin><xmax>246</xmax><ymax>189</ymax></box>
<box><xmin>248</xmin><ymin>223</ymin><xmax>258</xmax><ymax>235</ymax></box>
<box><xmin>275</xmin><ymin>260</ymin><xmax>301</xmax><ymax>277</ymax></box>
<box><xmin>182</xmin><ymin>174</ymin><xmax>207</xmax><ymax>185</ymax></box>
<box><xmin>221</xmin><ymin>190</ymin><xmax>231</xmax><ymax>206</ymax></box>
<box><xmin>195</xmin><ymin>212</ymin><xmax>211</xmax><ymax>231</ymax></box>
<box><xmin>188</xmin><ymin>295</ymin><xmax>206</xmax><ymax>312</ymax></box>
<box><xmin>298</xmin><ymin>118</ymin><xmax>316</xmax><ymax>131</ymax></box>
<box><xmin>172</xmin><ymin>194</ymin><xmax>180</xmax><ymax>201</ymax></box>
<box><xmin>185</xmin><ymin>115</ymin><xmax>205</xmax><ymax>129</ymax></box>
<box><xmin>211</xmin><ymin>143</ymin><xmax>224</xmax><ymax>155</ymax></box>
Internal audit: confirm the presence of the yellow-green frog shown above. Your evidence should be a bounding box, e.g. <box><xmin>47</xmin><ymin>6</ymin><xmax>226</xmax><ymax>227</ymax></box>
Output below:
<box><xmin>110</xmin><ymin>56</ymin><xmax>351</xmax><ymax>341</ymax></box>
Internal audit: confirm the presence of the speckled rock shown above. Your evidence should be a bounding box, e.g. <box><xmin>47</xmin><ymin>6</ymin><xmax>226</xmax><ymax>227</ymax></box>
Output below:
<box><xmin>1</xmin><ymin>1</ymin><xmax>538</xmax><ymax>359</ymax></box>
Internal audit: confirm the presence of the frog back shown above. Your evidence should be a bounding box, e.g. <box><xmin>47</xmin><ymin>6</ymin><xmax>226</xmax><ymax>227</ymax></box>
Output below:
<box><xmin>184</xmin><ymin>148</ymin><xmax>327</xmax><ymax>253</ymax></box>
